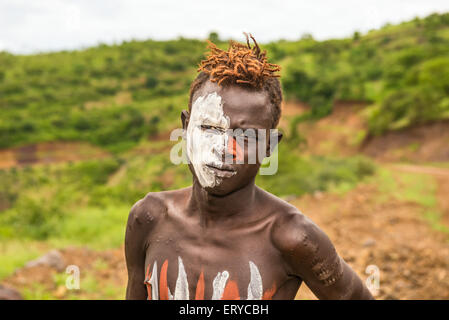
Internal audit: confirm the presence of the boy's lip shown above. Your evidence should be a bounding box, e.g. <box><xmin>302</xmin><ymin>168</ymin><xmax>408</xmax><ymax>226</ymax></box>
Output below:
<box><xmin>206</xmin><ymin>163</ymin><xmax>235</xmax><ymax>172</ymax></box>
<box><xmin>205</xmin><ymin>163</ymin><xmax>237</xmax><ymax>177</ymax></box>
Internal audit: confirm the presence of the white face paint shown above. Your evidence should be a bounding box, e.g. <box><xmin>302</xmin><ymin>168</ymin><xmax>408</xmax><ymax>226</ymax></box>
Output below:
<box><xmin>186</xmin><ymin>92</ymin><xmax>235</xmax><ymax>188</ymax></box>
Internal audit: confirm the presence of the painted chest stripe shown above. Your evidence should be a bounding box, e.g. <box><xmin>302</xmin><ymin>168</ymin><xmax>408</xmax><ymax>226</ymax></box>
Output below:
<box><xmin>148</xmin><ymin>261</ymin><xmax>158</xmax><ymax>300</ymax></box>
<box><xmin>174</xmin><ymin>257</ymin><xmax>189</xmax><ymax>300</ymax></box>
<box><xmin>211</xmin><ymin>270</ymin><xmax>229</xmax><ymax>300</ymax></box>
<box><xmin>247</xmin><ymin>261</ymin><xmax>263</xmax><ymax>300</ymax></box>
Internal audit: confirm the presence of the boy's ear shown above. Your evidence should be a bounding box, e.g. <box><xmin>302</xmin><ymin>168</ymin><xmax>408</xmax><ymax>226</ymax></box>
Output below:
<box><xmin>181</xmin><ymin>110</ymin><xmax>190</xmax><ymax>130</ymax></box>
<box><xmin>266</xmin><ymin>130</ymin><xmax>283</xmax><ymax>157</ymax></box>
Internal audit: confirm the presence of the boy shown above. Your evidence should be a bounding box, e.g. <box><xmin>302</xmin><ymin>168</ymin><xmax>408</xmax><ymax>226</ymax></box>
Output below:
<box><xmin>125</xmin><ymin>34</ymin><xmax>373</xmax><ymax>300</ymax></box>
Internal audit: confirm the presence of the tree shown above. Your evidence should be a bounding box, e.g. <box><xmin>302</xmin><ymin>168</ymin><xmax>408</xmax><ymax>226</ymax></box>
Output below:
<box><xmin>208</xmin><ymin>32</ymin><xmax>220</xmax><ymax>43</ymax></box>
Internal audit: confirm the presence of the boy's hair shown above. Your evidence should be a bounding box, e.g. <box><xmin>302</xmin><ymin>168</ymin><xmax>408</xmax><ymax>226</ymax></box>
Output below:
<box><xmin>188</xmin><ymin>33</ymin><xmax>283</xmax><ymax>128</ymax></box>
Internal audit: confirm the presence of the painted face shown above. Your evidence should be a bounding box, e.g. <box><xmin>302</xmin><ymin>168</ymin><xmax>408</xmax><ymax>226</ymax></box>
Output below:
<box><xmin>186</xmin><ymin>92</ymin><xmax>235</xmax><ymax>188</ymax></box>
<box><xmin>185</xmin><ymin>80</ymin><xmax>277</xmax><ymax>195</ymax></box>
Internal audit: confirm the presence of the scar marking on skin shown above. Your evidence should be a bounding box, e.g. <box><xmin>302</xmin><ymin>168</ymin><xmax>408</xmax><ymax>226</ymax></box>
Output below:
<box><xmin>311</xmin><ymin>252</ymin><xmax>344</xmax><ymax>286</ymax></box>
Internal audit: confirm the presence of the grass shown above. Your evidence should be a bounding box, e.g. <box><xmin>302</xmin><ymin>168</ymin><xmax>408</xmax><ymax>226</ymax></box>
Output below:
<box><xmin>0</xmin><ymin>240</ymin><xmax>49</xmax><ymax>280</ymax></box>
<box><xmin>19</xmin><ymin>269</ymin><xmax>126</xmax><ymax>300</ymax></box>
<box><xmin>49</xmin><ymin>205</ymin><xmax>130</xmax><ymax>250</ymax></box>
<box><xmin>369</xmin><ymin>167</ymin><xmax>449</xmax><ymax>235</ymax></box>
<box><xmin>256</xmin><ymin>143</ymin><xmax>376</xmax><ymax>197</ymax></box>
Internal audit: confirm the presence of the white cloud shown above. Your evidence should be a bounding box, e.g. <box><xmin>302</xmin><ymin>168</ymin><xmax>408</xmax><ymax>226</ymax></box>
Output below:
<box><xmin>1</xmin><ymin>0</ymin><xmax>448</xmax><ymax>54</ymax></box>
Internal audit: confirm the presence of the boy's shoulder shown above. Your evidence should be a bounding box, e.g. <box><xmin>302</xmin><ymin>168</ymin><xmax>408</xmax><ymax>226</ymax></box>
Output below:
<box><xmin>127</xmin><ymin>187</ymin><xmax>190</xmax><ymax>230</ymax></box>
<box><xmin>257</xmin><ymin>187</ymin><xmax>332</xmax><ymax>259</ymax></box>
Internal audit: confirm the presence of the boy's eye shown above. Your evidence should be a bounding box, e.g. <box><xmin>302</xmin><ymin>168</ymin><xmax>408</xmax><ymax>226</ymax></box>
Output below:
<box><xmin>234</xmin><ymin>132</ymin><xmax>257</xmax><ymax>141</ymax></box>
<box><xmin>200</xmin><ymin>125</ymin><xmax>225</xmax><ymax>133</ymax></box>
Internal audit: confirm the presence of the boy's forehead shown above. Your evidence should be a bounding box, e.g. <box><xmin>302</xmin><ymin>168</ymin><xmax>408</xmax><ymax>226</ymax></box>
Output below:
<box><xmin>194</xmin><ymin>81</ymin><xmax>272</xmax><ymax>128</ymax></box>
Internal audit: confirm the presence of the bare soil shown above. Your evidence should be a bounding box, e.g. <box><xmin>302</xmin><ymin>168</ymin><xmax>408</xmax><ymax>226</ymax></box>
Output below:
<box><xmin>295</xmin><ymin>172</ymin><xmax>449</xmax><ymax>300</ymax></box>
<box><xmin>362</xmin><ymin>120</ymin><xmax>449</xmax><ymax>163</ymax></box>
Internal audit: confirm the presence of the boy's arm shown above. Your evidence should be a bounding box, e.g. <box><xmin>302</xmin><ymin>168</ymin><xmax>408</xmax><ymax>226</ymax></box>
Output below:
<box><xmin>273</xmin><ymin>212</ymin><xmax>374</xmax><ymax>300</ymax></box>
<box><xmin>125</xmin><ymin>199</ymin><xmax>149</xmax><ymax>300</ymax></box>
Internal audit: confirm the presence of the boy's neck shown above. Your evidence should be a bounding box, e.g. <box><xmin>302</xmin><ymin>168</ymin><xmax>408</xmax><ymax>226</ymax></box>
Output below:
<box><xmin>187</xmin><ymin>177</ymin><xmax>257</xmax><ymax>228</ymax></box>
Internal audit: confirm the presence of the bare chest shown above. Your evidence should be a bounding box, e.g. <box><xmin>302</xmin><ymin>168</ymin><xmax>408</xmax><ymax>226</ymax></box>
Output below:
<box><xmin>143</xmin><ymin>219</ymin><xmax>293</xmax><ymax>300</ymax></box>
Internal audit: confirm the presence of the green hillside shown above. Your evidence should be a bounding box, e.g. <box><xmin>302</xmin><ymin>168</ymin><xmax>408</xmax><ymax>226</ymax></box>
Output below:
<box><xmin>1</xmin><ymin>12</ymin><xmax>449</xmax><ymax>152</ymax></box>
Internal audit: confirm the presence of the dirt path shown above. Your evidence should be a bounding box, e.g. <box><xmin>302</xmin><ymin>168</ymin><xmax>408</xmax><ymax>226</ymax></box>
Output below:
<box><xmin>388</xmin><ymin>164</ymin><xmax>449</xmax><ymax>177</ymax></box>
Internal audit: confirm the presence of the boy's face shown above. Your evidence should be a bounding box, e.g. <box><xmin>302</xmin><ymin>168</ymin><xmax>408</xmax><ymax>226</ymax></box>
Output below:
<box><xmin>183</xmin><ymin>80</ymin><xmax>278</xmax><ymax>196</ymax></box>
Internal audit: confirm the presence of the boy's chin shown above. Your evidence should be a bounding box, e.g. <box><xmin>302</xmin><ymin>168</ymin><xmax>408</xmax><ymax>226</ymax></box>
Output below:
<box><xmin>202</xmin><ymin>178</ymin><xmax>250</xmax><ymax>197</ymax></box>
<box><xmin>203</xmin><ymin>184</ymin><xmax>237</xmax><ymax>196</ymax></box>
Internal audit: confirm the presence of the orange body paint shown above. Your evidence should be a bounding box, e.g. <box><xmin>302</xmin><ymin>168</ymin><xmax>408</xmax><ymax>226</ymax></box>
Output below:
<box><xmin>262</xmin><ymin>283</ymin><xmax>276</xmax><ymax>300</ymax></box>
<box><xmin>221</xmin><ymin>280</ymin><xmax>240</xmax><ymax>300</ymax></box>
<box><xmin>195</xmin><ymin>271</ymin><xmax>205</xmax><ymax>300</ymax></box>
<box><xmin>159</xmin><ymin>260</ymin><xmax>169</xmax><ymax>300</ymax></box>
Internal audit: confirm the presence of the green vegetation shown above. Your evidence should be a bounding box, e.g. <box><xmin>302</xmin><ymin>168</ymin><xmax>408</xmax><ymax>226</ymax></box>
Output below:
<box><xmin>256</xmin><ymin>144</ymin><xmax>375</xmax><ymax>197</ymax></box>
<box><xmin>0</xmin><ymin>39</ymin><xmax>202</xmax><ymax>151</ymax></box>
<box><xmin>0</xmin><ymin>144</ymin><xmax>375</xmax><ymax>244</ymax></box>
<box><xmin>369</xmin><ymin>168</ymin><xmax>449</xmax><ymax>234</ymax></box>
<box><xmin>276</xmin><ymin>13</ymin><xmax>449</xmax><ymax>133</ymax></box>
<box><xmin>0</xmin><ymin>240</ymin><xmax>44</xmax><ymax>280</ymax></box>
<box><xmin>1</xmin><ymin>13</ymin><xmax>449</xmax><ymax>152</ymax></box>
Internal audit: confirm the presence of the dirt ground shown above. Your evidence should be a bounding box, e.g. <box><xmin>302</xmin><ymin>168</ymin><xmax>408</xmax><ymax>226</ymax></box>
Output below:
<box><xmin>0</xmin><ymin>141</ymin><xmax>111</xmax><ymax>170</ymax></box>
<box><xmin>295</xmin><ymin>165</ymin><xmax>449</xmax><ymax>299</ymax></box>
<box><xmin>3</xmin><ymin>246</ymin><xmax>128</xmax><ymax>300</ymax></box>
<box><xmin>362</xmin><ymin>120</ymin><xmax>449</xmax><ymax>163</ymax></box>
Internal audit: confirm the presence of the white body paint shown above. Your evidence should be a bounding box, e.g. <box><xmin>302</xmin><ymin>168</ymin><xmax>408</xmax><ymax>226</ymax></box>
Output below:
<box><xmin>174</xmin><ymin>257</ymin><xmax>189</xmax><ymax>300</ymax></box>
<box><xmin>186</xmin><ymin>92</ymin><xmax>234</xmax><ymax>188</ymax></box>
<box><xmin>148</xmin><ymin>261</ymin><xmax>159</xmax><ymax>300</ymax></box>
<box><xmin>247</xmin><ymin>261</ymin><xmax>263</xmax><ymax>300</ymax></box>
<box><xmin>211</xmin><ymin>271</ymin><xmax>230</xmax><ymax>300</ymax></box>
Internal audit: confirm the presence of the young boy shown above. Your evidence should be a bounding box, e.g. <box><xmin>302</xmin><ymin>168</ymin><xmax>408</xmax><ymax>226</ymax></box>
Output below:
<box><xmin>125</xmin><ymin>34</ymin><xmax>374</xmax><ymax>300</ymax></box>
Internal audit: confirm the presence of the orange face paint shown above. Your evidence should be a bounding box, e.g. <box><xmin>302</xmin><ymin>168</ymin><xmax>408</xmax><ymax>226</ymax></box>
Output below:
<box><xmin>227</xmin><ymin>136</ymin><xmax>244</xmax><ymax>162</ymax></box>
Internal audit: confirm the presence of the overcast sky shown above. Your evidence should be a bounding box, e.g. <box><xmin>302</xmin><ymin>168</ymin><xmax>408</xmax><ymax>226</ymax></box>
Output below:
<box><xmin>1</xmin><ymin>0</ymin><xmax>449</xmax><ymax>54</ymax></box>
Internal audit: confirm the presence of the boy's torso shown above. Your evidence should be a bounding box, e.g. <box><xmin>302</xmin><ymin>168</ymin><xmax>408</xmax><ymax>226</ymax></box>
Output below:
<box><xmin>142</xmin><ymin>187</ymin><xmax>302</xmax><ymax>300</ymax></box>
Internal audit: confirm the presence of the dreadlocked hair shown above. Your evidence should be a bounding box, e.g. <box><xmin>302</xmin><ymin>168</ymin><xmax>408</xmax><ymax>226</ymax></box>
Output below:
<box><xmin>188</xmin><ymin>33</ymin><xmax>283</xmax><ymax>128</ymax></box>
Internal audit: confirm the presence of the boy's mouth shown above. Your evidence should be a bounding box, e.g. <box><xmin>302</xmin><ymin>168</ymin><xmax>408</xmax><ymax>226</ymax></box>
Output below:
<box><xmin>205</xmin><ymin>163</ymin><xmax>236</xmax><ymax>177</ymax></box>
